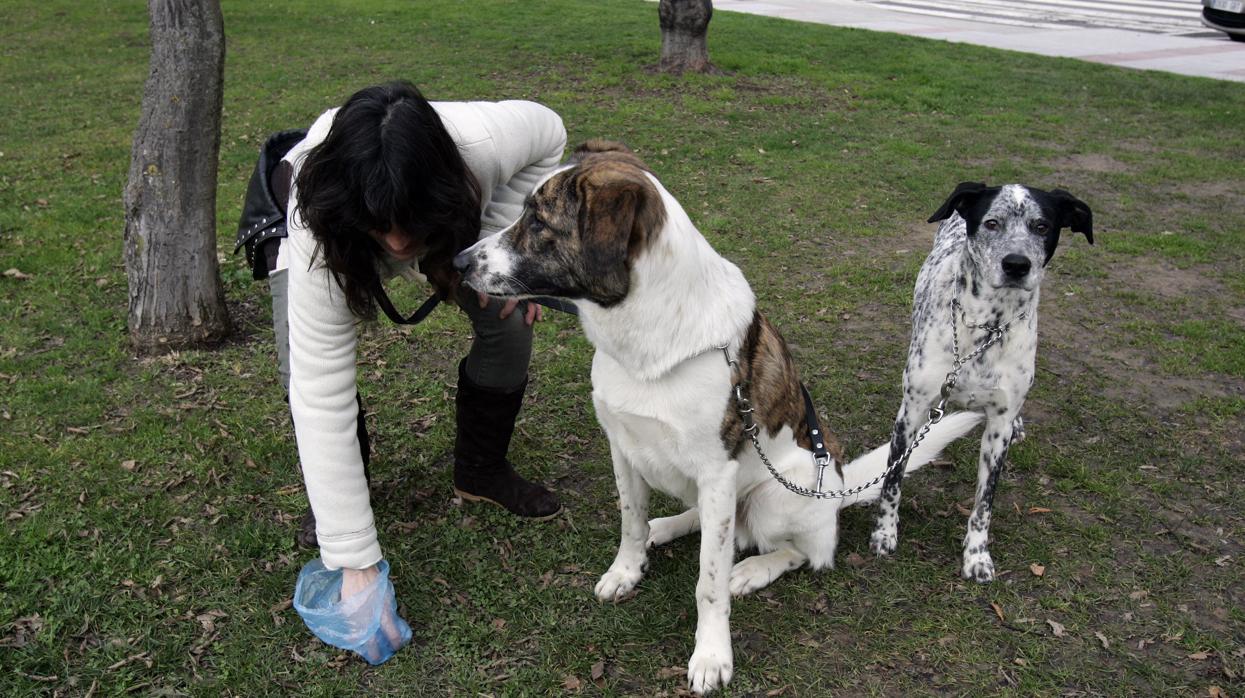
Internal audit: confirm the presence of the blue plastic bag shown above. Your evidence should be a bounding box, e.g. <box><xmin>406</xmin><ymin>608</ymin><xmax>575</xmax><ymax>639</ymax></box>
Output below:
<box><xmin>293</xmin><ymin>558</ymin><xmax>412</xmax><ymax>665</ymax></box>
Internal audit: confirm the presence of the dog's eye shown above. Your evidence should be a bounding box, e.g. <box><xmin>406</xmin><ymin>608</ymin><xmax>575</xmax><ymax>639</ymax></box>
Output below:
<box><xmin>528</xmin><ymin>217</ymin><xmax>546</xmax><ymax>233</ymax></box>
<box><xmin>1034</xmin><ymin>221</ymin><xmax>1049</xmax><ymax>235</ymax></box>
<box><xmin>983</xmin><ymin>219</ymin><xmax>1000</xmax><ymax>231</ymax></box>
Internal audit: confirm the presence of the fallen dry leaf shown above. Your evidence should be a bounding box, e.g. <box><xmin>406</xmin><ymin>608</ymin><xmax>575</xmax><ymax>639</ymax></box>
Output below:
<box><xmin>1188</xmin><ymin>651</ymin><xmax>1211</xmax><ymax>661</ymax></box>
<box><xmin>591</xmin><ymin>660</ymin><xmax>605</xmax><ymax>681</ymax></box>
<box><xmin>120</xmin><ymin>460</ymin><xmax>137</xmax><ymax>472</ymax></box>
<box><xmin>1095</xmin><ymin>631</ymin><xmax>1110</xmax><ymax>649</ymax></box>
<box><xmin>491</xmin><ymin>618</ymin><xmax>506</xmax><ymax>631</ymax></box>
<box><xmin>0</xmin><ymin>614</ymin><xmax>44</xmax><ymax>648</ymax></box>
<box><xmin>1027</xmin><ymin>506</ymin><xmax>1052</xmax><ymax>514</ymax></box>
<box><xmin>1129</xmin><ymin>590</ymin><xmax>1149</xmax><ymax>601</ymax></box>
<box><xmin>845</xmin><ymin>552</ymin><xmax>866</xmax><ymax>568</ymax></box>
<box><xmin>4</xmin><ymin>268</ymin><xmax>31</xmax><ymax>280</ymax></box>
<box><xmin>1030</xmin><ymin>563</ymin><xmax>1046</xmax><ymax>577</ymax></box>
<box><xmin>196</xmin><ymin>609</ymin><xmax>227</xmax><ymax>633</ymax></box>
<box><xmin>270</xmin><ymin>598</ymin><xmax>292</xmax><ymax>627</ymax></box>
<box><xmin>991</xmin><ymin>602</ymin><xmax>1005</xmax><ymax>622</ymax></box>
<box><xmin>1046</xmin><ymin>619</ymin><xmax>1066</xmax><ymax>637</ymax></box>
<box><xmin>1208</xmin><ymin>686</ymin><xmax>1226</xmax><ymax>698</ymax></box>
<box><xmin>561</xmin><ymin>675</ymin><xmax>582</xmax><ymax>690</ymax></box>
<box><xmin>656</xmin><ymin>666</ymin><xmax>687</xmax><ymax>680</ymax></box>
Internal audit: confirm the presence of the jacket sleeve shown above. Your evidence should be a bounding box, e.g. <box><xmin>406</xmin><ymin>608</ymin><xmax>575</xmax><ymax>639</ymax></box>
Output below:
<box><xmin>475</xmin><ymin>101</ymin><xmax>567</xmax><ymax>235</ymax></box>
<box><xmin>283</xmin><ymin>111</ymin><xmax>382</xmax><ymax>571</ymax></box>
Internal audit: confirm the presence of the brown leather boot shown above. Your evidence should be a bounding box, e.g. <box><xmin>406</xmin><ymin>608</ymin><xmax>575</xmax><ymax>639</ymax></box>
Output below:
<box><xmin>452</xmin><ymin>359</ymin><xmax>562</xmax><ymax>519</ymax></box>
<box><xmin>294</xmin><ymin>392</ymin><xmax>371</xmax><ymax>549</ymax></box>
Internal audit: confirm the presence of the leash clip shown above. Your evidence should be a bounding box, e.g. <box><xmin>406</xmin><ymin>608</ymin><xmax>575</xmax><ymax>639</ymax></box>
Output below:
<box><xmin>813</xmin><ymin>454</ymin><xmax>832</xmax><ymax>494</ymax></box>
<box><xmin>734</xmin><ymin>384</ymin><xmax>757</xmax><ymax>433</ymax></box>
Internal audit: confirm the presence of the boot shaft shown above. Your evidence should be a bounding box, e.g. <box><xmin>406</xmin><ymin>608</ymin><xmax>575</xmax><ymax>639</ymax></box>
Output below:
<box><xmin>453</xmin><ymin>358</ymin><xmax>527</xmax><ymax>470</ymax></box>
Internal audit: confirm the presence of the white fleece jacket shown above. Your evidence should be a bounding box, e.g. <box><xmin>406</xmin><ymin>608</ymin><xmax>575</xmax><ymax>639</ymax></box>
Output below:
<box><xmin>280</xmin><ymin>100</ymin><xmax>567</xmax><ymax>570</ymax></box>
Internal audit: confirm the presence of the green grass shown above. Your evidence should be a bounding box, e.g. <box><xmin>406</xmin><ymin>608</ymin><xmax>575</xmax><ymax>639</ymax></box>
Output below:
<box><xmin>3</xmin><ymin>0</ymin><xmax>1245</xmax><ymax>695</ymax></box>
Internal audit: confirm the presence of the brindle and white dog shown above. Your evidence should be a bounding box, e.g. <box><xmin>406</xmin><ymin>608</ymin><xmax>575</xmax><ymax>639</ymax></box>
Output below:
<box><xmin>869</xmin><ymin>182</ymin><xmax>1093</xmax><ymax>583</ymax></box>
<box><xmin>454</xmin><ymin>142</ymin><xmax>981</xmax><ymax>694</ymax></box>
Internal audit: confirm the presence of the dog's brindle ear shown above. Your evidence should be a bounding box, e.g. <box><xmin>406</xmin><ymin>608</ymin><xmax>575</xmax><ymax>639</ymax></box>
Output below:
<box><xmin>569</xmin><ymin>139</ymin><xmax>652</xmax><ymax>173</ymax></box>
<box><xmin>575</xmin><ymin>161</ymin><xmax>666</xmax><ymax>305</ymax></box>
<box><xmin>927</xmin><ymin>181</ymin><xmax>989</xmax><ymax>223</ymax></box>
<box><xmin>1049</xmin><ymin>188</ymin><xmax>1093</xmax><ymax>244</ymax></box>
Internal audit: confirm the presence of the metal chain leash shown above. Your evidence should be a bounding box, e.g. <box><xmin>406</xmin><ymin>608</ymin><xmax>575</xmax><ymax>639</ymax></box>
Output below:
<box><xmin>724</xmin><ymin>299</ymin><xmax>1026</xmax><ymax>500</ymax></box>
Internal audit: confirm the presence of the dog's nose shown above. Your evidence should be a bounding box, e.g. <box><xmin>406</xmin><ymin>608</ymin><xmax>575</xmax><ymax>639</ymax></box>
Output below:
<box><xmin>1001</xmin><ymin>254</ymin><xmax>1031</xmax><ymax>278</ymax></box>
<box><xmin>452</xmin><ymin>251</ymin><xmax>472</xmax><ymax>273</ymax></box>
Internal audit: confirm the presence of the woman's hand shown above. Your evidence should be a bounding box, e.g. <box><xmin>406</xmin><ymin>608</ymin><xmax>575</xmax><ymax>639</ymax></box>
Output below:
<box><xmin>341</xmin><ymin>564</ymin><xmax>380</xmax><ymax>600</ymax></box>
<box><xmin>340</xmin><ymin>563</ymin><xmax>408</xmax><ymax>662</ymax></box>
<box><xmin>477</xmin><ymin>292</ymin><xmax>542</xmax><ymax>326</ymax></box>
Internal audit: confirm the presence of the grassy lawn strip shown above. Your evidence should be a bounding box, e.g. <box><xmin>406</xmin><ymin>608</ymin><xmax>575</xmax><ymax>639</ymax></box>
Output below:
<box><xmin>1</xmin><ymin>0</ymin><xmax>1243</xmax><ymax>695</ymax></box>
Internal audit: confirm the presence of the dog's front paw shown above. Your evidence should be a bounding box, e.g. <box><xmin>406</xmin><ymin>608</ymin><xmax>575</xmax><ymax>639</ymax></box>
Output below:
<box><xmin>962</xmin><ymin>549</ymin><xmax>995</xmax><ymax>583</ymax></box>
<box><xmin>686</xmin><ymin>642</ymin><xmax>733</xmax><ymax>694</ymax></box>
<box><xmin>869</xmin><ymin>526</ymin><xmax>897</xmax><ymax>556</ymax></box>
<box><xmin>729</xmin><ymin>555</ymin><xmax>777</xmax><ymax>597</ymax></box>
<box><xmin>594</xmin><ymin>564</ymin><xmax>643</xmax><ymax>602</ymax></box>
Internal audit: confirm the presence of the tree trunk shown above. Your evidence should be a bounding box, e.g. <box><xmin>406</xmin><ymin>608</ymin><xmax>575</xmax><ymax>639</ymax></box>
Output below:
<box><xmin>123</xmin><ymin>0</ymin><xmax>230</xmax><ymax>352</ymax></box>
<box><xmin>659</xmin><ymin>0</ymin><xmax>718</xmax><ymax>74</ymax></box>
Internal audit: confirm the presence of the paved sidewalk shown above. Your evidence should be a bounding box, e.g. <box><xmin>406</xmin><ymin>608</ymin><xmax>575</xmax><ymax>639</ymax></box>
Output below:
<box><xmin>715</xmin><ymin>0</ymin><xmax>1245</xmax><ymax>82</ymax></box>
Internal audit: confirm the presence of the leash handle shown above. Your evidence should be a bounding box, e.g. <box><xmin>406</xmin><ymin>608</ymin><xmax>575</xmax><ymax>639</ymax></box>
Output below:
<box><xmin>533</xmin><ymin>297</ymin><xmax>579</xmax><ymax>316</ymax></box>
<box><xmin>373</xmin><ymin>285</ymin><xmax>442</xmax><ymax>326</ymax></box>
<box><xmin>374</xmin><ymin>290</ymin><xmax>578</xmax><ymax>326</ymax></box>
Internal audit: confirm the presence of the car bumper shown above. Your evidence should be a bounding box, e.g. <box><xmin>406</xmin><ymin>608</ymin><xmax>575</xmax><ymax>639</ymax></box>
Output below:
<box><xmin>1202</xmin><ymin>2</ymin><xmax>1245</xmax><ymax>36</ymax></box>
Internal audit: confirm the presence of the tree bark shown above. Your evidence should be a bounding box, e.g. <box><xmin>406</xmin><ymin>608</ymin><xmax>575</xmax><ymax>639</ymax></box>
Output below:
<box><xmin>659</xmin><ymin>0</ymin><xmax>718</xmax><ymax>74</ymax></box>
<box><xmin>123</xmin><ymin>0</ymin><xmax>230</xmax><ymax>352</ymax></box>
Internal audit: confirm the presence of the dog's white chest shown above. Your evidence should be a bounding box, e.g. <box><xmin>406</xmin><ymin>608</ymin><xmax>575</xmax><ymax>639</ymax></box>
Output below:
<box><xmin>590</xmin><ymin>349</ymin><xmax>733</xmax><ymax>504</ymax></box>
<box><xmin>939</xmin><ymin>328</ymin><xmax>1037</xmax><ymax>413</ymax></box>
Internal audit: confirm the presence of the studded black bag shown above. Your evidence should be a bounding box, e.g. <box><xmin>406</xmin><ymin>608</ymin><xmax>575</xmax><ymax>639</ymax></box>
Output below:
<box><xmin>234</xmin><ymin>129</ymin><xmax>307</xmax><ymax>280</ymax></box>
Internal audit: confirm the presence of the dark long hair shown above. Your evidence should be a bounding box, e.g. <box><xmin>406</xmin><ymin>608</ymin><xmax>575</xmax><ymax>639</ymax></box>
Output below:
<box><xmin>295</xmin><ymin>81</ymin><xmax>481</xmax><ymax>319</ymax></box>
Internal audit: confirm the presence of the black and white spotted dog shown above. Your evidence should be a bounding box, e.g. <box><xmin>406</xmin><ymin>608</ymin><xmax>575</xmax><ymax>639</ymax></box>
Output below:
<box><xmin>869</xmin><ymin>182</ymin><xmax>1093</xmax><ymax>582</ymax></box>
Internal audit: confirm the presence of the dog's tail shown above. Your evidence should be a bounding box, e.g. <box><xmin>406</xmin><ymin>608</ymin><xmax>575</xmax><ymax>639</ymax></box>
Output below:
<box><xmin>840</xmin><ymin>411</ymin><xmax>982</xmax><ymax>506</ymax></box>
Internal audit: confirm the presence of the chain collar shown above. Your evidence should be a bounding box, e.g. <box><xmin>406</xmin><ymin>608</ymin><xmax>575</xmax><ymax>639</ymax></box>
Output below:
<box><xmin>939</xmin><ymin>297</ymin><xmax>1027</xmax><ymax>412</ymax></box>
<box><xmin>717</xmin><ymin>344</ymin><xmax>851</xmax><ymax>499</ymax></box>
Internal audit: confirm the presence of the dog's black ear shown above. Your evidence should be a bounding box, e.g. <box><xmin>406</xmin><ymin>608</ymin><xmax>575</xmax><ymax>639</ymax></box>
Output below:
<box><xmin>927</xmin><ymin>181</ymin><xmax>988</xmax><ymax>223</ymax></box>
<box><xmin>1049</xmin><ymin>189</ymin><xmax>1093</xmax><ymax>244</ymax></box>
